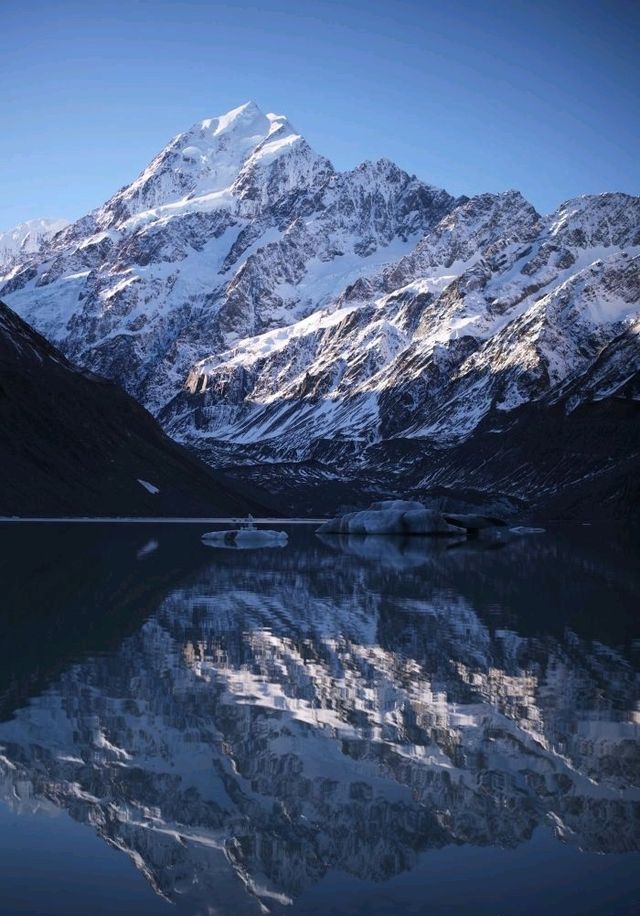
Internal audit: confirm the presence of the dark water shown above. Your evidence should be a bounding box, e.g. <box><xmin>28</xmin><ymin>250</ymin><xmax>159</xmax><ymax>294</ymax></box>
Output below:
<box><xmin>0</xmin><ymin>522</ymin><xmax>639</xmax><ymax>916</ymax></box>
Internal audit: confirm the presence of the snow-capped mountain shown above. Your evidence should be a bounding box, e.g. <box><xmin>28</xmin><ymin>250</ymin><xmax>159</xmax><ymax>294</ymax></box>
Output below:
<box><xmin>0</xmin><ymin>217</ymin><xmax>68</xmax><ymax>270</ymax></box>
<box><xmin>1</xmin><ymin>102</ymin><xmax>638</xmax><ymax>516</ymax></box>
<box><xmin>163</xmin><ymin>187</ymin><xmax>639</xmax><ymax>515</ymax></box>
<box><xmin>0</xmin><ymin>102</ymin><xmax>456</xmax><ymax>416</ymax></box>
<box><xmin>166</xmin><ymin>191</ymin><xmax>638</xmax><ymax>448</ymax></box>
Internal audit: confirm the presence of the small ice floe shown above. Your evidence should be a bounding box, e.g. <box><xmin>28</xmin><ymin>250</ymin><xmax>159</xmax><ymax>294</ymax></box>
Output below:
<box><xmin>509</xmin><ymin>526</ymin><xmax>546</xmax><ymax>535</ymax></box>
<box><xmin>137</xmin><ymin>538</ymin><xmax>159</xmax><ymax>559</ymax></box>
<box><xmin>202</xmin><ymin>528</ymin><xmax>288</xmax><ymax>549</ymax></box>
<box><xmin>137</xmin><ymin>478</ymin><xmax>160</xmax><ymax>495</ymax></box>
<box><xmin>201</xmin><ymin>516</ymin><xmax>288</xmax><ymax>549</ymax></box>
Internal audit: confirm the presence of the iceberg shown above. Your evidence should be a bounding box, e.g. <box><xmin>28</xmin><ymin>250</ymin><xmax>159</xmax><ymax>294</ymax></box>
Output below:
<box><xmin>317</xmin><ymin>500</ymin><xmax>467</xmax><ymax>537</ymax></box>
<box><xmin>201</xmin><ymin>528</ymin><xmax>288</xmax><ymax>549</ymax></box>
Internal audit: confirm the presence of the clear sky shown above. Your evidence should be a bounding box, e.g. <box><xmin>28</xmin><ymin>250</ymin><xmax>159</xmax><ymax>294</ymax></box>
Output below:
<box><xmin>1</xmin><ymin>0</ymin><xmax>638</xmax><ymax>229</ymax></box>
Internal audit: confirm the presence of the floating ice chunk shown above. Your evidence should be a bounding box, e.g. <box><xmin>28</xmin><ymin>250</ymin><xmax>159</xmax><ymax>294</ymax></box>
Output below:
<box><xmin>318</xmin><ymin>503</ymin><xmax>465</xmax><ymax>537</ymax></box>
<box><xmin>201</xmin><ymin>528</ymin><xmax>288</xmax><ymax>549</ymax></box>
<box><xmin>137</xmin><ymin>478</ymin><xmax>160</xmax><ymax>494</ymax></box>
<box><xmin>137</xmin><ymin>538</ymin><xmax>159</xmax><ymax>558</ymax></box>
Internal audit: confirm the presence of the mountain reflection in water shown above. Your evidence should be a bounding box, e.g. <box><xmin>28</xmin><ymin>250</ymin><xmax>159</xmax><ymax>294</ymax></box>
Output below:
<box><xmin>0</xmin><ymin>523</ymin><xmax>638</xmax><ymax>915</ymax></box>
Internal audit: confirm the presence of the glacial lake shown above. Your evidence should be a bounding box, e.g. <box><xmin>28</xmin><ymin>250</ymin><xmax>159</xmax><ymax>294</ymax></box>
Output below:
<box><xmin>0</xmin><ymin>521</ymin><xmax>638</xmax><ymax>916</ymax></box>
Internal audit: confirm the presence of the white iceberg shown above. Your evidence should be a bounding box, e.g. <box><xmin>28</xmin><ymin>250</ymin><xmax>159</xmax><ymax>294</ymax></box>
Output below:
<box><xmin>201</xmin><ymin>528</ymin><xmax>288</xmax><ymax>549</ymax></box>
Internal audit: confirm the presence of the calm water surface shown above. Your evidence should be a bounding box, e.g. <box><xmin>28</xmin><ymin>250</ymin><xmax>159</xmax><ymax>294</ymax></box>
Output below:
<box><xmin>0</xmin><ymin>522</ymin><xmax>638</xmax><ymax>915</ymax></box>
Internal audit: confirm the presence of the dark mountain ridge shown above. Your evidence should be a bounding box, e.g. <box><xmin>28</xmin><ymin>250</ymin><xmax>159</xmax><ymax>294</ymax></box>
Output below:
<box><xmin>0</xmin><ymin>299</ymin><xmax>267</xmax><ymax>517</ymax></box>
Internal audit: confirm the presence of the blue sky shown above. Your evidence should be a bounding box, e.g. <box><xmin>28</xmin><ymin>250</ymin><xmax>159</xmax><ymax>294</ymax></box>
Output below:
<box><xmin>1</xmin><ymin>0</ymin><xmax>638</xmax><ymax>228</ymax></box>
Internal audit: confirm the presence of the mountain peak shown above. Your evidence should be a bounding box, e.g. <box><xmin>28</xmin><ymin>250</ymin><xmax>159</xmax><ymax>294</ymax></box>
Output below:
<box><xmin>95</xmin><ymin>102</ymin><xmax>324</xmax><ymax>226</ymax></box>
<box><xmin>222</xmin><ymin>99</ymin><xmax>261</xmax><ymax>117</ymax></box>
<box><xmin>197</xmin><ymin>100</ymin><xmax>265</xmax><ymax>136</ymax></box>
<box><xmin>547</xmin><ymin>191</ymin><xmax>640</xmax><ymax>247</ymax></box>
<box><xmin>0</xmin><ymin>217</ymin><xmax>69</xmax><ymax>270</ymax></box>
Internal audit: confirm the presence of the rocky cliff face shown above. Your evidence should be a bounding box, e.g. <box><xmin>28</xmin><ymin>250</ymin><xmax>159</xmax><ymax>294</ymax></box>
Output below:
<box><xmin>167</xmin><ymin>192</ymin><xmax>638</xmax><ymax>449</ymax></box>
<box><xmin>2</xmin><ymin>103</ymin><xmax>638</xmax><ymax>516</ymax></box>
